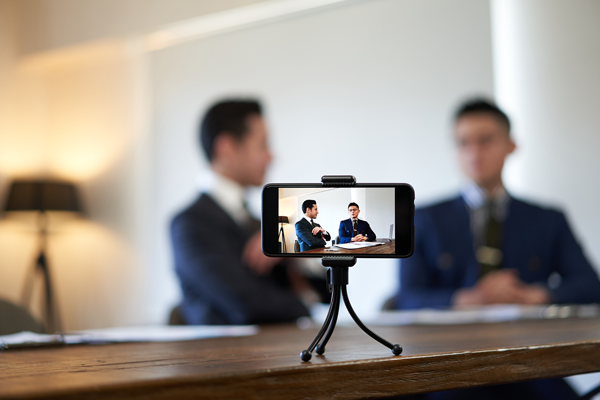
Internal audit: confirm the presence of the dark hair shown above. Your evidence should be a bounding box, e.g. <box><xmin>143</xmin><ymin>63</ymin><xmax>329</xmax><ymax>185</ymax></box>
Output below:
<box><xmin>348</xmin><ymin>202</ymin><xmax>359</xmax><ymax>210</ymax></box>
<box><xmin>302</xmin><ymin>199</ymin><xmax>317</xmax><ymax>214</ymax></box>
<box><xmin>199</xmin><ymin>99</ymin><xmax>262</xmax><ymax>161</ymax></box>
<box><xmin>454</xmin><ymin>98</ymin><xmax>511</xmax><ymax>134</ymax></box>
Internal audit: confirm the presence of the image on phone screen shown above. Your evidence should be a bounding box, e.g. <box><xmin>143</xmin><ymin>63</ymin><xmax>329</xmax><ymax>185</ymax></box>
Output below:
<box><xmin>262</xmin><ymin>184</ymin><xmax>414</xmax><ymax>258</ymax></box>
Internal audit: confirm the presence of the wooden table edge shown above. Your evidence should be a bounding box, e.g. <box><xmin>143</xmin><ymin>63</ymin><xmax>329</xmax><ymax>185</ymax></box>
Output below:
<box><xmin>6</xmin><ymin>339</ymin><xmax>600</xmax><ymax>400</ymax></box>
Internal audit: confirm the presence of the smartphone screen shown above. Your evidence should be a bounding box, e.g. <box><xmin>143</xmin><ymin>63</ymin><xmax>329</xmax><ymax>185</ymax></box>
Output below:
<box><xmin>262</xmin><ymin>183</ymin><xmax>414</xmax><ymax>258</ymax></box>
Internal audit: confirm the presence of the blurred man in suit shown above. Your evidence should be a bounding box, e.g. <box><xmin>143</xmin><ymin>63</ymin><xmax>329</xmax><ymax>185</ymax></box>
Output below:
<box><xmin>171</xmin><ymin>100</ymin><xmax>320</xmax><ymax>325</ymax></box>
<box><xmin>295</xmin><ymin>200</ymin><xmax>331</xmax><ymax>252</ymax></box>
<box><xmin>395</xmin><ymin>99</ymin><xmax>600</xmax><ymax>400</ymax></box>
<box><xmin>338</xmin><ymin>202</ymin><xmax>376</xmax><ymax>243</ymax></box>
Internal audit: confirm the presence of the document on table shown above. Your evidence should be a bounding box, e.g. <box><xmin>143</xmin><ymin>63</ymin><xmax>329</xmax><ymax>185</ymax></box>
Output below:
<box><xmin>0</xmin><ymin>325</ymin><xmax>259</xmax><ymax>349</ymax></box>
<box><xmin>368</xmin><ymin>304</ymin><xmax>600</xmax><ymax>326</ymax></box>
<box><xmin>0</xmin><ymin>332</ymin><xmax>64</xmax><ymax>349</ymax></box>
<box><xmin>335</xmin><ymin>242</ymin><xmax>384</xmax><ymax>250</ymax></box>
<box><xmin>66</xmin><ymin>325</ymin><xmax>259</xmax><ymax>344</ymax></box>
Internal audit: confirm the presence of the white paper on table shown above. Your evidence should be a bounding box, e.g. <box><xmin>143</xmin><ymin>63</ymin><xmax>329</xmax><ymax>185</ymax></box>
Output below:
<box><xmin>0</xmin><ymin>331</ymin><xmax>64</xmax><ymax>347</ymax></box>
<box><xmin>64</xmin><ymin>325</ymin><xmax>259</xmax><ymax>344</ymax></box>
<box><xmin>0</xmin><ymin>325</ymin><xmax>259</xmax><ymax>348</ymax></box>
<box><xmin>367</xmin><ymin>305</ymin><xmax>547</xmax><ymax>326</ymax></box>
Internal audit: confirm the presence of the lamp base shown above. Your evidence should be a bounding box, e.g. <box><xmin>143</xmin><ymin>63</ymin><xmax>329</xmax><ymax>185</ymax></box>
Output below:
<box><xmin>21</xmin><ymin>248</ymin><xmax>61</xmax><ymax>333</ymax></box>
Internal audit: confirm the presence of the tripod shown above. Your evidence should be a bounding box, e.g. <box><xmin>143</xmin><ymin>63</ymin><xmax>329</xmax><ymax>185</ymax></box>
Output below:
<box><xmin>300</xmin><ymin>256</ymin><xmax>402</xmax><ymax>361</ymax></box>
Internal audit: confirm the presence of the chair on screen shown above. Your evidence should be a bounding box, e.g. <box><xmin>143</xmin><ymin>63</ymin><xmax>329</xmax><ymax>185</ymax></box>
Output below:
<box><xmin>294</xmin><ymin>240</ymin><xmax>300</xmax><ymax>253</ymax></box>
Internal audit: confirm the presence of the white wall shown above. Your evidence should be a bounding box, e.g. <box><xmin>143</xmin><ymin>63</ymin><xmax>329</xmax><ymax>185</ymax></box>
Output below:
<box><xmin>492</xmin><ymin>0</ymin><xmax>600</xmax><ymax>272</ymax></box>
<box><xmin>365</xmin><ymin>188</ymin><xmax>395</xmax><ymax>240</ymax></box>
<box><xmin>149</xmin><ymin>0</ymin><xmax>494</xmax><ymax>318</ymax></box>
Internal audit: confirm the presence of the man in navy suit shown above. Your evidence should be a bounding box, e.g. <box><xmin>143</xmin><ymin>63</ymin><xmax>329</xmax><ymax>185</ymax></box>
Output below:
<box><xmin>295</xmin><ymin>200</ymin><xmax>331</xmax><ymax>252</ymax></box>
<box><xmin>395</xmin><ymin>99</ymin><xmax>600</xmax><ymax>400</ymax></box>
<box><xmin>171</xmin><ymin>100</ymin><xmax>321</xmax><ymax>325</ymax></box>
<box><xmin>338</xmin><ymin>202</ymin><xmax>376</xmax><ymax>243</ymax></box>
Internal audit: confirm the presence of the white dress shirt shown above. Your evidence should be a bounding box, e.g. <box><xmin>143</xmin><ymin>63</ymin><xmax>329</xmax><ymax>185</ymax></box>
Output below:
<box><xmin>197</xmin><ymin>170</ymin><xmax>250</xmax><ymax>226</ymax></box>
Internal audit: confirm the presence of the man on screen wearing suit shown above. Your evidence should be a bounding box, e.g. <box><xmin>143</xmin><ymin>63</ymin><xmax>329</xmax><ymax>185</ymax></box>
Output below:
<box><xmin>338</xmin><ymin>202</ymin><xmax>376</xmax><ymax>243</ymax></box>
<box><xmin>295</xmin><ymin>200</ymin><xmax>331</xmax><ymax>252</ymax></box>
<box><xmin>171</xmin><ymin>100</ymin><xmax>321</xmax><ymax>326</ymax></box>
<box><xmin>395</xmin><ymin>99</ymin><xmax>600</xmax><ymax>400</ymax></box>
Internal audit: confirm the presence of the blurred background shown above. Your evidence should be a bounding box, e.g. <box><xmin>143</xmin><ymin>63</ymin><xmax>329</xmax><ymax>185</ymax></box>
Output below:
<box><xmin>0</xmin><ymin>0</ymin><xmax>598</xmax><ymax>335</ymax></box>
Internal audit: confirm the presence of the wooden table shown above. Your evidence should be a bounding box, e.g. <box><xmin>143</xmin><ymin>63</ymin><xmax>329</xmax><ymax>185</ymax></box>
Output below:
<box><xmin>2</xmin><ymin>319</ymin><xmax>600</xmax><ymax>399</ymax></box>
<box><xmin>301</xmin><ymin>239</ymin><xmax>395</xmax><ymax>255</ymax></box>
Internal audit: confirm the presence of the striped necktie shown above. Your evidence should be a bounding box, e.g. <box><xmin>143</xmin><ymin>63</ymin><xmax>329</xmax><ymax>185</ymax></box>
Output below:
<box><xmin>477</xmin><ymin>200</ymin><xmax>503</xmax><ymax>277</ymax></box>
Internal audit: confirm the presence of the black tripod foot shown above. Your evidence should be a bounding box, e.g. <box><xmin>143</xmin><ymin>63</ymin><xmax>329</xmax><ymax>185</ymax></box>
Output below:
<box><xmin>392</xmin><ymin>344</ymin><xmax>403</xmax><ymax>355</ymax></box>
<box><xmin>315</xmin><ymin>344</ymin><xmax>325</xmax><ymax>355</ymax></box>
<box><xmin>300</xmin><ymin>350</ymin><xmax>312</xmax><ymax>362</ymax></box>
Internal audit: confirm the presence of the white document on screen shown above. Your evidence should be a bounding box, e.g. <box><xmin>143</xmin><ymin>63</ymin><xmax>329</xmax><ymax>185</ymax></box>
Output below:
<box><xmin>335</xmin><ymin>242</ymin><xmax>384</xmax><ymax>249</ymax></box>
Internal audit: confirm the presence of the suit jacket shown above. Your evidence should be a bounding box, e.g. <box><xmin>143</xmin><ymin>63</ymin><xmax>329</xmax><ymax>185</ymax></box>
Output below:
<box><xmin>338</xmin><ymin>219</ymin><xmax>376</xmax><ymax>243</ymax></box>
<box><xmin>397</xmin><ymin>195</ymin><xmax>600</xmax><ymax>309</ymax></box>
<box><xmin>295</xmin><ymin>218</ymin><xmax>331</xmax><ymax>252</ymax></box>
<box><xmin>171</xmin><ymin>194</ymin><xmax>309</xmax><ymax>325</ymax></box>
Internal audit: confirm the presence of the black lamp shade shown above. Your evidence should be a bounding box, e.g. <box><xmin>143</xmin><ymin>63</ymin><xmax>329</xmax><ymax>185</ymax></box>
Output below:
<box><xmin>278</xmin><ymin>216</ymin><xmax>289</xmax><ymax>224</ymax></box>
<box><xmin>4</xmin><ymin>181</ymin><xmax>82</xmax><ymax>213</ymax></box>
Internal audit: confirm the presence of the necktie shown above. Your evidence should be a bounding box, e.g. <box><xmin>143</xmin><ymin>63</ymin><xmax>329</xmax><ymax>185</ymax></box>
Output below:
<box><xmin>353</xmin><ymin>220</ymin><xmax>358</xmax><ymax>236</ymax></box>
<box><xmin>241</xmin><ymin>200</ymin><xmax>261</xmax><ymax>235</ymax></box>
<box><xmin>310</xmin><ymin>219</ymin><xmax>316</xmax><ymax>228</ymax></box>
<box><xmin>477</xmin><ymin>200</ymin><xmax>503</xmax><ymax>277</ymax></box>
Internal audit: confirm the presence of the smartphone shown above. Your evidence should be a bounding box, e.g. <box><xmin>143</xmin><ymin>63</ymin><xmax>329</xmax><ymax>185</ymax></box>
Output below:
<box><xmin>262</xmin><ymin>182</ymin><xmax>414</xmax><ymax>258</ymax></box>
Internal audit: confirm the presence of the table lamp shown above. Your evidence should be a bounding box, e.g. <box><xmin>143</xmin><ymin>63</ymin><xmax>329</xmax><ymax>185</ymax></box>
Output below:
<box><xmin>3</xmin><ymin>180</ymin><xmax>83</xmax><ymax>333</ymax></box>
<box><xmin>278</xmin><ymin>216</ymin><xmax>289</xmax><ymax>253</ymax></box>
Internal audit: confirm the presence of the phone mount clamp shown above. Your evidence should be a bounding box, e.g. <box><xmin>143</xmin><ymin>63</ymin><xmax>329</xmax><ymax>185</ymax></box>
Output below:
<box><xmin>300</xmin><ymin>176</ymin><xmax>402</xmax><ymax>362</ymax></box>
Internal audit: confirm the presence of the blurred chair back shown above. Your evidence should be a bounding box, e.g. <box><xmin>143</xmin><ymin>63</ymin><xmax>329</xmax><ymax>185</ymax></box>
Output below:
<box><xmin>169</xmin><ymin>305</ymin><xmax>186</xmax><ymax>325</ymax></box>
<box><xmin>335</xmin><ymin>236</ymin><xmax>340</xmax><ymax>244</ymax></box>
<box><xmin>294</xmin><ymin>240</ymin><xmax>300</xmax><ymax>253</ymax></box>
<box><xmin>381</xmin><ymin>295</ymin><xmax>398</xmax><ymax>311</ymax></box>
<box><xmin>0</xmin><ymin>298</ymin><xmax>45</xmax><ymax>335</ymax></box>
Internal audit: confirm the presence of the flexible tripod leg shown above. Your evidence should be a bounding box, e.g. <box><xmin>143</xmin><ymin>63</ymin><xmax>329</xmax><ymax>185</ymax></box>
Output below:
<box><xmin>300</xmin><ymin>285</ymin><xmax>341</xmax><ymax>362</ymax></box>
<box><xmin>341</xmin><ymin>285</ymin><xmax>402</xmax><ymax>356</ymax></box>
<box><xmin>315</xmin><ymin>285</ymin><xmax>340</xmax><ymax>355</ymax></box>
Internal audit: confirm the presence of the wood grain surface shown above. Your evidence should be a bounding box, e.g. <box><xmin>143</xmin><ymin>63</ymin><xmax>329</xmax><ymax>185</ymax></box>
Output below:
<box><xmin>301</xmin><ymin>240</ymin><xmax>395</xmax><ymax>255</ymax></box>
<box><xmin>2</xmin><ymin>318</ymin><xmax>600</xmax><ymax>399</ymax></box>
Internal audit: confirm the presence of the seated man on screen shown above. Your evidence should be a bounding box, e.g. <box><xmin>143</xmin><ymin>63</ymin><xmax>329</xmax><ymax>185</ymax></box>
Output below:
<box><xmin>338</xmin><ymin>202</ymin><xmax>376</xmax><ymax>243</ymax></box>
<box><xmin>395</xmin><ymin>99</ymin><xmax>600</xmax><ymax>400</ymax></box>
<box><xmin>171</xmin><ymin>100</ymin><xmax>322</xmax><ymax>325</ymax></box>
<box><xmin>295</xmin><ymin>200</ymin><xmax>331</xmax><ymax>252</ymax></box>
